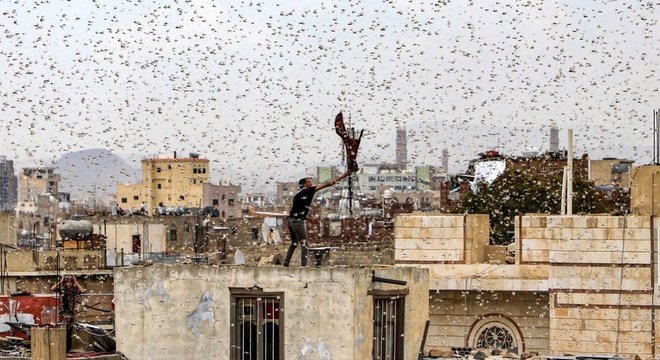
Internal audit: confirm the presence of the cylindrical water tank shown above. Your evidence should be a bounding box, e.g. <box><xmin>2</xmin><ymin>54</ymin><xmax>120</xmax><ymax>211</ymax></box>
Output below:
<box><xmin>59</xmin><ymin>220</ymin><xmax>93</xmax><ymax>240</ymax></box>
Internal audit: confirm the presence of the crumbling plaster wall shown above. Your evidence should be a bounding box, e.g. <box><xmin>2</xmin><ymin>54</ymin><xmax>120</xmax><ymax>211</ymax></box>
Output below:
<box><xmin>114</xmin><ymin>264</ymin><xmax>428</xmax><ymax>360</ymax></box>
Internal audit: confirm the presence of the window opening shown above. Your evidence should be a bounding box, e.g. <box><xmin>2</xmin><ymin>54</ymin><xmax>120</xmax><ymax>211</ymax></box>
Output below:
<box><xmin>168</xmin><ymin>224</ymin><xmax>177</xmax><ymax>243</ymax></box>
<box><xmin>373</xmin><ymin>296</ymin><xmax>405</xmax><ymax>360</ymax></box>
<box><xmin>132</xmin><ymin>235</ymin><xmax>141</xmax><ymax>253</ymax></box>
<box><xmin>230</xmin><ymin>291</ymin><xmax>282</xmax><ymax>360</ymax></box>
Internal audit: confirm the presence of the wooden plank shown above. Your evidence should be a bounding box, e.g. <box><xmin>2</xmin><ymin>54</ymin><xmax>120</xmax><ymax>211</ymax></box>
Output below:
<box><xmin>31</xmin><ymin>326</ymin><xmax>66</xmax><ymax>360</ymax></box>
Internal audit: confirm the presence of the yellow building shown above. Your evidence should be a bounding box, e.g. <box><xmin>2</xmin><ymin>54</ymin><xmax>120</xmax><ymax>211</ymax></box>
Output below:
<box><xmin>630</xmin><ymin>164</ymin><xmax>660</xmax><ymax>215</ymax></box>
<box><xmin>116</xmin><ymin>154</ymin><xmax>210</xmax><ymax>213</ymax></box>
<box><xmin>588</xmin><ymin>158</ymin><xmax>634</xmax><ymax>188</ymax></box>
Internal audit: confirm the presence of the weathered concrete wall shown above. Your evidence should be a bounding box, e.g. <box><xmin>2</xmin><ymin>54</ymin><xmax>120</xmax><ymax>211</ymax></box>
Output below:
<box><xmin>4</xmin><ymin>249</ymin><xmax>106</xmax><ymax>272</ymax></box>
<box><xmin>114</xmin><ymin>264</ymin><xmax>428</xmax><ymax>360</ymax></box>
<box><xmin>0</xmin><ymin>212</ymin><xmax>16</xmax><ymax>246</ymax></box>
<box><xmin>97</xmin><ymin>216</ymin><xmax>267</xmax><ymax>256</ymax></box>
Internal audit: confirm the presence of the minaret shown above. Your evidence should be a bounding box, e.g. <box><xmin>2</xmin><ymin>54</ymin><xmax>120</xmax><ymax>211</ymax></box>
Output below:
<box><xmin>395</xmin><ymin>127</ymin><xmax>407</xmax><ymax>170</ymax></box>
<box><xmin>442</xmin><ymin>147</ymin><xmax>449</xmax><ymax>173</ymax></box>
<box><xmin>549</xmin><ymin>123</ymin><xmax>559</xmax><ymax>152</ymax></box>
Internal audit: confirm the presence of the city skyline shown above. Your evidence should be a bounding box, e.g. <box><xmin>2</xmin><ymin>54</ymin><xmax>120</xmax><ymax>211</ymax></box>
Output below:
<box><xmin>1</xmin><ymin>0</ymin><xmax>658</xmax><ymax>192</ymax></box>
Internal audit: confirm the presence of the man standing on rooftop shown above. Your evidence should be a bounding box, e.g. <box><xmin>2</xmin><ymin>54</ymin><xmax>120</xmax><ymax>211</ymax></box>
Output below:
<box><xmin>283</xmin><ymin>171</ymin><xmax>351</xmax><ymax>267</ymax></box>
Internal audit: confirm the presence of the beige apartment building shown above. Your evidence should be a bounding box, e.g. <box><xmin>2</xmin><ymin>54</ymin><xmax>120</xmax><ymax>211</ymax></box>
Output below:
<box><xmin>16</xmin><ymin>167</ymin><xmax>60</xmax><ymax>215</ymax></box>
<box><xmin>589</xmin><ymin>158</ymin><xmax>634</xmax><ymax>188</ymax></box>
<box><xmin>631</xmin><ymin>164</ymin><xmax>660</xmax><ymax>216</ymax></box>
<box><xmin>18</xmin><ymin>167</ymin><xmax>60</xmax><ymax>201</ymax></box>
<box><xmin>116</xmin><ymin>154</ymin><xmax>210</xmax><ymax>212</ymax></box>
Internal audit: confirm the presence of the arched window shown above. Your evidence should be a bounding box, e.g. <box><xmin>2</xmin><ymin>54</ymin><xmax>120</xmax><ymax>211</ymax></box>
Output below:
<box><xmin>467</xmin><ymin>314</ymin><xmax>524</xmax><ymax>352</ymax></box>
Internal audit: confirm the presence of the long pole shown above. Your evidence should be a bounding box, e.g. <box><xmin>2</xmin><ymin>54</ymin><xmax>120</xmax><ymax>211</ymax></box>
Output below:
<box><xmin>655</xmin><ymin>109</ymin><xmax>660</xmax><ymax>165</ymax></box>
<box><xmin>561</xmin><ymin>167</ymin><xmax>567</xmax><ymax>215</ymax></box>
<box><xmin>567</xmin><ymin>129</ymin><xmax>573</xmax><ymax>215</ymax></box>
<box><xmin>348</xmin><ymin>173</ymin><xmax>353</xmax><ymax>216</ymax></box>
<box><xmin>654</xmin><ymin>109</ymin><xmax>657</xmax><ymax>164</ymax></box>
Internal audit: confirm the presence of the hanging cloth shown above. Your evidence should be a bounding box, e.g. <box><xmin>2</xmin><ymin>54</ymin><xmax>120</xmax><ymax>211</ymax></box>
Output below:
<box><xmin>334</xmin><ymin>111</ymin><xmax>363</xmax><ymax>172</ymax></box>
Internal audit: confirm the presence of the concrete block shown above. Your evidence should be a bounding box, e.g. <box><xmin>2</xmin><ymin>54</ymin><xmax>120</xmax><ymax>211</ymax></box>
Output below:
<box><xmin>586</xmin><ymin>217</ymin><xmax>598</xmax><ymax>228</ymax></box>
<box><xmin>526</xmin><ymin>215</ymin><xmax>548</xmax><ymax>228</ymax></box>
<box><xmin>546</xmin><ymin>216</ymin><xmax>564</xmax><ymax>228</ymax></box>
<box><xmin>396</xmin><ymin>215</ymin><xmax>422</xmax><ymax>228</ymax></box>
<box><xmin>572</xmin><ymin>216</ymin><xmax>587</xmax><ymax>228</ymax></box>
<box><xmin>615</xmin><ymin>320</ymin><xmax>652</xmax><ymax>332</ymax></box>
<box><xmin>617</xmin><ymin>251</ymin><xmax>651</xmax><ymax>264</ymax></box>
<box><xmin>394</xmin><ymin>249</ymin><xmax>462</xmax><ymax>262</ymax></box>
<box><xmin>521</xmin><ymin>228</ymin><xmax>549</xmax><ymax>240</ymax></box>
<box><xmin>521</xmin><ymin>250</ymin><xmax>549</xmax><ymax>263</ymax></box>
<box><xmin>625</xmin><ymin>228</ymin><xmax>651</xmax><ymax>241</ymax></box>
<box><xmin>560</xmin><ymin>217</ymin><xmax>573</xmax><ymax>228</ymax></box>
<box><xmin>521</xmin><ymin>238</ymin><xmax>549</xmax><ymax>251</ymax></box>
<box><xmin>627</xmin><ymin>216</ymin><xmax>651</xmax><ymax>229</ymax></box>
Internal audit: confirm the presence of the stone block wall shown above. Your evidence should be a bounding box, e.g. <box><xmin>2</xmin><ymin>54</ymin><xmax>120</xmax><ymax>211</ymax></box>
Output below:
<box><xmin>395</xmin><ymin>214</ymin><xmax>489</xmax><ymax>264</ymax></box>
<box><xmin>518</xmin><ymin>215</ymin><xmax>658</xmax><ymax>359</ymax></box>
<box><xmin>428</xmin><ymin>291</ymin><xmax>549</xmax><ymax>353</ymax></box>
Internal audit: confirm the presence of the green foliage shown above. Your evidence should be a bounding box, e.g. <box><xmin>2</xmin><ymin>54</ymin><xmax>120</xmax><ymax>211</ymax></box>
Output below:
<box><xmin>455</xmin><ymin>168</ymin><xmax>612</xmax><ymax>245</ymax></box>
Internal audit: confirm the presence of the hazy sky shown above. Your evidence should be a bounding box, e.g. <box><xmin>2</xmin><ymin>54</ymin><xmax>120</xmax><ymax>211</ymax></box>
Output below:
<box><xmin>1</xmin><ymin>0</ymin><xmax>658</xmax><ymax>192</ymax></box>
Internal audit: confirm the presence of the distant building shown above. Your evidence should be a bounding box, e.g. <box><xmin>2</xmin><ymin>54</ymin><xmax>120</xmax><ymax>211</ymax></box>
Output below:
<box><xmin>242</xmin><ymin>192</ymin><xmax>269</xmax><ymax>207</ymax></box>
<box><xmin>312</xmin><ymin>164</ymin><xmax>447</xmax><ymax>207</ymax></box>
<box><xmin>353</xmin><ymin>164</ymin><xmax>446</xmax><ymax>196</ymax></box>
<box><xmin>0</xmin><ymin>156</ymin><xmax>17</xmax><ymax>212</ymax></box>
<box><xmin>16</xmin><ymin>167</ymin><xmax>60</xmax><ymax>215</ymax></box>
<box><xmin>18</xmin><ymin>167</ymin><xmax>60</xmax><ymax>201</ymax></box>
<box><xmin>630</xmin><ymin>164</ymin><xmax>660</xmax><ymax>215</ymax></box>
<box><xmin>116</xmin><ymin>153</ymin><xmax>211</xmax><ymax>213</ymax></box>
<box><xmin>202</xmin><ymin>183</ymin><xmax>241</xmax><ymax>218</ymax></box>
<box><xmin>470</xmin><ymin>150</ymin><xmax>589</xmax><ymax>183</ymax></box>
<box><xmin>549</xmin><ymin>123</ymin><xmax>559</xmax><ymax>152</ymax></box>
<box><xmin>0</xmin><ymin>211</ymin><xmax>16</xmax><ymax>246</ymax></box>
<box><xmin>589</xmin><ymin>158</ymin><xmax>634</xmax><ymax>189</ymax></box>
<box><xmin>395</xmin><ymin>126</ymin><xmax>407</xmax><ymax>170</ymax></box>
<box><xmin>442</xmin><ymin>147</ymin><xmax>449</xmax><ymax>174</ymax></box>
<box><xmin>276</xmin><ymin>181</ymin><xmax>299</xmax><ymax>206</ymax></box>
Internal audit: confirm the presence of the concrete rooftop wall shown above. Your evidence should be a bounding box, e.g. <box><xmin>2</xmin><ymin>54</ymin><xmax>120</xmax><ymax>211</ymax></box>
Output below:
<box><xmin>114</xmin><ymin>264</ymin><xmax>428</xmax><ymax>360</ymax></box>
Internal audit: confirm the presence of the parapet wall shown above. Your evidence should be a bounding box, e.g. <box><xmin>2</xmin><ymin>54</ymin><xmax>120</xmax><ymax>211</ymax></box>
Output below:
<box><xmin>114</xmin><ymin>265</ymin><xmax>429</xmax><ymax>360</ymax></box>
<box><xmin>518</xmin><ymin>215</ymin><xmax>651</xmax><ymax>266</ymax></box>
<box><xmin>394</xmin><ymin>214</ymin><xmax>490</xmax><ymax>264</ymax></box>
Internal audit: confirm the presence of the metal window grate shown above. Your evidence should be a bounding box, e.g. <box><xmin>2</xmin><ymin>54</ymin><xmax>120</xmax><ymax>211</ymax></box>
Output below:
<box><xmin>232</xmin><ymin>295</ymin><xmax>281</xmax><ymax>360</ymax></box>
<box><xmin>373</xmin><ymin>296</ymin><xmax>404</xmax><ymax>360</ymax></box>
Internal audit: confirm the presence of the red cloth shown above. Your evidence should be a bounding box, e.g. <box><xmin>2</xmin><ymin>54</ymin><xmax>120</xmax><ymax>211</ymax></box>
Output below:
<box><xmin>335</xmin><ymin>112</ymin><xmax>362</xmax><ymax>172</ymax></box>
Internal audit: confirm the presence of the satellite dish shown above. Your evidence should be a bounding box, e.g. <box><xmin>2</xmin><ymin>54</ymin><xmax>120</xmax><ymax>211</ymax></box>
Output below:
<box><xmin>234</xmin><ymin>249</ymin><xmax>245</xmax><ymax>265</ymax></box>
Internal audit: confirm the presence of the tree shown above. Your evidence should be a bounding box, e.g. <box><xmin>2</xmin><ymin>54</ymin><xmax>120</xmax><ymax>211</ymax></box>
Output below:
<box><xmin>455</xmin><ymin>168</ymin><xmax>612</xmax><ymax>245</ymax></box>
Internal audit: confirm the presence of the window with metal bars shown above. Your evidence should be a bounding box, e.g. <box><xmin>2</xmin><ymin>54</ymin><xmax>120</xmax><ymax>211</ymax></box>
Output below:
<box><xmin>230</xmin><ymin>290</ymin><xmax>283</xmax><ymax>360</ymax></box>
<box><xmin>373</xmin><ymin>296</ymin><xmax>405</xmax><ymax>360</ymax></box>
